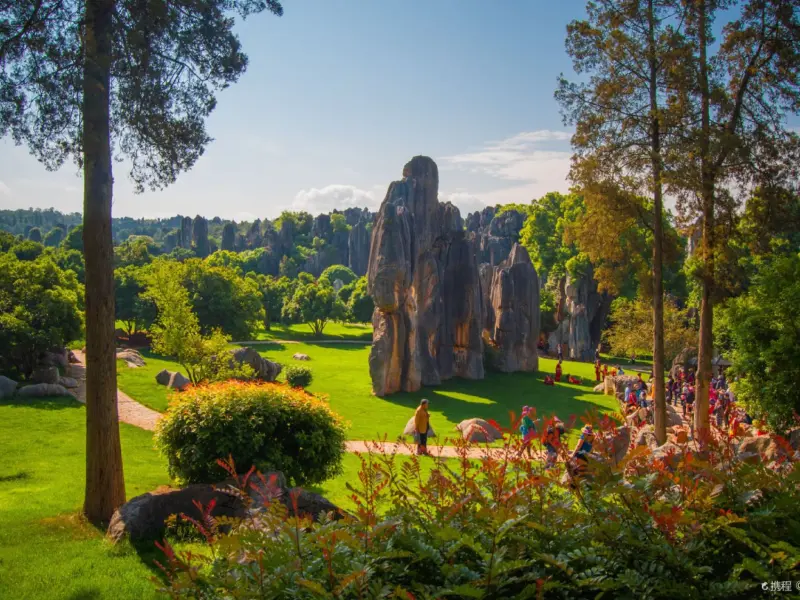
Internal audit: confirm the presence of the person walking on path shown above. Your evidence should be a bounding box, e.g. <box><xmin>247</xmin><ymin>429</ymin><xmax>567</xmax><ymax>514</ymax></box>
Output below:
<box><xmin>414</xmin><ymin>399</ymin><xmax>431</xmax><ymax>456</ymax></box>
<box><xmin>519</xmin><ymin>406</ymin><xmax>537</xmax><ymax>459</ymax></box>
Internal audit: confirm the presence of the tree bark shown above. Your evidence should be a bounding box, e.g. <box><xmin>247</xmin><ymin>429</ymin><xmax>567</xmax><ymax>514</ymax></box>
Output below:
<box><xmin>693</xmin><ymin>0</ymin><xmax>712</xmax><ymax>441</ymax></box>
<box><xmin>648</xmin><ymin>0</ymin><xmax>667</xmax><ymax>446</ymax></box>
<box><xmin>82</xmin><ymin>0</ymin><xmax>126</xmax><ymax>524</ymax></box>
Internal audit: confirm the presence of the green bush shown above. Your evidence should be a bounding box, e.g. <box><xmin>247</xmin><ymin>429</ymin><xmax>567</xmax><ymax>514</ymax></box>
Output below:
<box><xmin>285</xmin><ymin>364</ymin><xmax>313</xmax><ymax>388</ymax></box>
<box><xmin>154</xmin><ymin>381</ymin><xmax>346</xmax><ymax>485</ymax></box>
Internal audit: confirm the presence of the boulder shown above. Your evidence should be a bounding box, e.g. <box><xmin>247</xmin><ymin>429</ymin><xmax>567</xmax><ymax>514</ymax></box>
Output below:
<box><xmin>42</xmin><ymin>349</ymin><xmax>69</xmax><ymax>369</ymax></box>
<box><xmin>57</xmin><ymin>376</ymin><xmax>79</xmax><ymax>389</ymax></box>
<box><xmin>670</xmin><ymin>346</ymin><xmax>697</xmax><ymax>379</ymax></box>
<box><xmin>789</xmin><ymin>429</ymin><xmax>800</xmax><ymax>452</ymax></box>
<box><xmin>482</xmin><ymin>244</ymin><xmax>540</xmax><ymax>373</ymax></box>
<box><xmin>609</xmin><ymin>426</ymin><xmax>631</xmax><ymax>465</ymax></box>
<box><xmin>367</xmin><ymin>157</ymin><xmax>484</xmax><ymax>396</ymax></box>
<box><xmin>402</xmin><ymin>416</ymin><xmax>436</xmax><ymax>438</ymax></box>
<box><xmin>737</xmin><ymin>435</ymin><xmax>779</xmax><ymax>463</ymax></box>
<box><xmin>117</xmin><ymin>349</ymin><xmax>146</xmax><ymax>368</ymax></box>
<box><xmin>665</xmin><ymin>404</ymin><xmax>683</xmax><ymax>427</ymax></box>
<box><xmin>455</xmin><ymin>418</ymin><xmax>503</xmax><ymax>443</ymax></box>
<box><xmin>229</xmin><ymin>347</ymin><xmax>282</xmax><ymax>382</ymax></box>
<box><xmin>348</xmin><ymin>221</ymin><xmax>371</xmax><ymax>276</ymax></box>
<box><xmin>155</xmin><ymin>369</ymin><xmax>172</xmax><ymax>386</ymax></box>
<box><xmin>31</xmin><ymin>366</ymin><xmax>60</xmax><ymax>385</ymax></box>
<box><xmin>107</xmin><ymin>484</ymin><xmax>248</xmax><ymax>542</ymax></box>
<box><xmin>287</xmin><ymin>488</ymin><xmax>347</xmax><ymax>521</ymax></box>
<box><xmin>17</xmin><ymin>383</ymin><xmax>71</xmax><ymax>398</ymax></box>
<box><xmin>609</xmin><ymin>375</ymin><xmax>640</xmax><ymax>398</ymax></box>
<box><xmin>0</xmin><ymin>376</ymin><xmax>18</xmax><ymax>399</ymax></box>
<box><xmin>634</xmin><ymin>425</ymin><xmax>659</xmax><ymax>450</ymax></box>
<box><xmin>292</xmin><ymin>353</ymin><xmax>310</xmax><ymax>361</ymax></box>
<box><xmin>651</xmin><ymin>442</ymin><xmax>683</xmax><ymax>469</ymax></box>
<box><xmin>593</xmin><ymin>383</ymin><xmax>604</xmax><ymax>393</ymax></box>
<box><xmin>167</xmin><ymin>372</ymin><xmax>190</xmax><ymax>391</ymax></box>
<box><xmin>68</xmin><ymin>350</ymin><xmax>80</xmax><ymax>364</ymax></box>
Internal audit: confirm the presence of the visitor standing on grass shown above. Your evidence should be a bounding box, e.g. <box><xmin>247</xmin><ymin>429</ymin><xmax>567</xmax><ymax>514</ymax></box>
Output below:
<box><xmin>414</xmin><ymin>399</ymin><xmax>431</xmax><ymax>456</ymax></box>
<box><xmin>555</xmin><ymin>360</ymin><xmax>563</xmax><ymax>382</ymax></box>
<box><xmin>519</xmin><ymin>406</ymin><xmax>536</xmax><ymax>459</ymax></box>
<box><xmin>594</xmin><ymin>360</ymin><xmax>602</xmax><ymax>382</ymax></box>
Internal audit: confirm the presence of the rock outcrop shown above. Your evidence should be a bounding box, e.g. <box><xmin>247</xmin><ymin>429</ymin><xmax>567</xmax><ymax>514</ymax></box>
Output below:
<box><xmin>368</xmin><ymin>157</ymin><xmax>485</xmax><ymax>396</ymax></box>
<box><xmin>467</xmin><ymin>208</ymin><xmax>525</xmax><ymax>266</ymax></box>
<box><xmin>482</xmin><ymin>244</ymin><xmax>540</xmax><ymax>373</ymax></box>
<box><xmin>229</xmin><ymin>347</ymin><xmax>282</xmax><ymax>382</ymax></box>
<box><xmin>455</xmin><ymin>418</ymin><xmax>503</xmax><ymax>443</ymax></box>
<box><xmin>31</xmin><ymin>366</ymin><xmax>59</xmax><ymax>385</ymax></box>
<box><xmin>348</xmin><ymin>220</ymin><xmax>370</xmax><ymax>275</ymax></box>
<box><xmin>167</xmin><ymin>372</ymin><xmax>190</xmax><ymax>390</ymax></box>
<box><xmin>117</xmin><ymin>349</ymin><xmax>146</xmax><ymax>368</ymax></box>
<box><xmin>17</xmin><ymin>383</ymin><xmax>71</xmax><ymax>398</ymax></box>
<box><xmin>0</xmin><ymin>376</ymin><xmax>18</xmax><ymax>399</ymax></box>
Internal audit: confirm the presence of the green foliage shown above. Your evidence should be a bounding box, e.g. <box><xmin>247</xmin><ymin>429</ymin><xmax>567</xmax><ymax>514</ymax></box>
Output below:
<box><xmin>42</xmin><ymin>226</ymin><xmax>64</xmax><ymax>247</ymax></box>
<box><xmin>114</xmin><ymin>265</ymin><xmax>156</xmax><ymax>336</ymax></box>
<box><xmin>539</xmin><ymin>287</ymin><xmax>557</xmax><ymax>333</ymax></box>
<box><xmin>10</xmin><ymin>239</ymin><xmax>44</xmax><ymax>261</ymax></box>
<box><xmin>182</xmin><ymin>258</ymin><xmax>264</xmax><ymax>340</ymax></box>
<box><xmin>520</xmin><ymin>192</ymin><xmax>583</xmax><ymax>281</ymax></box>
<box><xmin>61</xmin><ymin>225</ymin><xmax>83</xmax><ymax>252</ymax></box>
<box><xmin>606</xmin><ymin>294</ymin><xmax>696</xmax><ymax>363</ymax></box>
<box><xmin>565</xmin><ymin>251</ymin><xmax>591</xmax><ymax>279</ymax></box>
<box><xmin>251</xmin><ymin>273</ymin><xmax>290</xmax><ymax>330</ymax></box>
<box><xmin>495</xmin><ymin>202</ymin><xmax>531</xmax><ymax>216</ymax></box>
<box><xmin>348</xmin><ymin>276</ymin><xmax>374</xmax><ymax>323</ymax></box>
<box><xmin>330</xmin><ymin>212</ymin><xmax>350</xmax><ymax>233</ymax></box>
<box><xmin>27</xmin><ymin>227</ymin><xmax>42</xmax><ymax>242</ymax></box>
<box><xmin>0</xmin><ymin>252</ymin><xmax>83</xmax><ymax>378</ymax></box>
<box><xmin>154</xmin><ymin>381</ymin><xmax>346</xmax><ymax>485</ymax></box>
<box><xmin>319</xmin><ymin>264</ymin><xmax>357</xmax><ymax>286</ymax></box>
<box><xmin>285</xmin><ymin>364</ymin><xmax>313</xmax><ymax>389</ymax></box>
<box><xmin>279</xmin><ymin>255</ymin><xmax>300</xmax><ymax>278</ymax></box>
<box><xmin>114</xmin><ymin>235</ymin><xmax>157</xmax><ymax>267</ymax></box>
<box><xmin>157</xmin><ymin>418</ymin><xmax>800</xmax><ymax>598</ymax></box>
<box><xmin>716</xmin><ymin>252</ymin><xmax>800</xmax><ymax>433</ymax></box>
<box><xmin>204</xmin><ymin>249</ymin><xmax>245</xmax><ymax>272</ymax></box>
<box><xmin>282</xmin><ymin>280</ymin><xmax>347</xmax><ymax>337</ymax></box>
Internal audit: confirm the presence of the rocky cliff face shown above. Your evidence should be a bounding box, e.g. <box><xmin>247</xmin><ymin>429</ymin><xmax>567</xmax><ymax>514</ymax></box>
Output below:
<box><xmin>466</xmin><ymin>208</ymin><xmax>525</xmax><ymax>266</ymax></box>
<box><xmin>348</xmin><ymin>221</ymin><xmax>370</xmax><ymax>275</ymax></box>
<box><xmin>547</xmin><ymin>267</ymin><xmax>611</xmax><ymax>361</ymax></box>
<box><xmin>367</xmin><ymin>156</ymin><xmax>484</xmax><ymax>396</ymax></box>
<box><xmin>367</xmin><ymin>157</ymin><xmax>540</xmax><ymax>396</ymax></box>
<box><xmin>483</xmin><ymin>244</ymin><xmax>540</xmax><ymax>372</ymax></box>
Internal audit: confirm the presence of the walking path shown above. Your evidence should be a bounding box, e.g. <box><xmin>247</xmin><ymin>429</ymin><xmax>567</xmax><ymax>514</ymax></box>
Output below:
<box><xmin>233</xmin><ymin>339</ymin><xmax>370</xmax><ymax>345</ymax></box>
<box><xmin>67</xmin><ymin>353</ymin><xmax>526</xmax><ymax>458</ymax></box>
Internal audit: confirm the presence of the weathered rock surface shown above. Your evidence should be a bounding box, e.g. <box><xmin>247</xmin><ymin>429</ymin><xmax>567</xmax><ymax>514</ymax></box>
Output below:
<box><xmin>57</xmin><ymin>376</ymin><xmax>79</xmax><ymax>389</ymax></box>
<box><xmin>467</xmin><ymin>207</ymin><xmax>524</xmax><ymax>266</ymax></box>
<box><xmin>292</xmin><ymin>353</ymin><xmax>310</xmax><ymax>361</ymax></box>
<box><xmin>608</xmin><ymin>426</ymin><xmax>631</xmax><ymax>465</ymax></box>
<box><xmin>31</xmin><ymin>366</ymin><xmax>59</xmax><ymax>385</ymax></box>
<box><xmin>17</xmin><ymin>383</ymin><xmax>71</xmax><ymax>398</ymax></box>
<box><xmin>117</xmin><ymin>349</ymin><xmax>146</xmax><ymax>368</ymax></box>
<box><xmin>42</xmin><ymin>349</ymin><xmax>69</xmax><ymax>369</ymax></box>
<box><xmin>107</xmin><ymin>473</ymin><xmax>345</xmax><ymax>543</ymax></box>
<box><xmin>606</xmin><ymin>375</ymin><xmax>640</xmax><ymax>398</ymax></box>
<box><xmin>456</xmin><ymin>418</ymin><xmax>503</xmax><ymax>443</ymax></box>
<box><xmin>229</xmin><ymin>347</ymin><xmax>282</xmax><ymax>382</ymax></box>
<box><xmin>634</xmin><ymin>425</ymin><xmax>659</xmax><ymax>450</ymax></box>
<box><xmin>482</xmin><ymin>244</ymin><xmax>540</xmax><ymax>373</ymax></box>
<box><xmin>0</xmin><ymin>376</ymin><xmax>18</xmax><ymax>399</ymax></box>
<box><xmin>367</xmin><ymin>157</ymin><xmax>485</xmax><ymax>396</ymax></box>
<box><xmin>670</xmin><ymin>346</ymin><xmax>697</xmax><ymax>379</ymax></box>
<box><xmin>167</xmin><ymin>372</ymin><xmax>190</xmax><ymax>390</ymax></box>
<box><xmin>348</xmin><ymin>220</ymin><xmax>371</xmax><ymax>276</ymax></box>
<box><xmin>155</xmin><ymin>369</ymin><xmax>172</xmax><ymax>386</ymax></box>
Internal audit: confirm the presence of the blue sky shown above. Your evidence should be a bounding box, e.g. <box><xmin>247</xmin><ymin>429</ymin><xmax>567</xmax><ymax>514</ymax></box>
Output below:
<box><xmin>0</xmin><ymin>1</ymin><xmax>587</xmax><ymax>220</ymax></box>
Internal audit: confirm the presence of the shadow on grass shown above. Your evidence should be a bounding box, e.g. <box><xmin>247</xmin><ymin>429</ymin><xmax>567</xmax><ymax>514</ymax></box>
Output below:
<box><xmin>0</xmin><ymin>470</ymin><xmax>30</xmax><ymax>483</ymax></box>
<box><xmin>0</xmin><ymin>396</ymin><xmax>83</xmax><ymax>411</ymax></box>
<box><xmin>377</xmin><ymin>368</ymin><xmax>618</xmax><ymax>438</ymax></box>
<box><xmin>66</xmin><ymin>589</ymin><xmax>103</xmax><ymax>600</ymax></box>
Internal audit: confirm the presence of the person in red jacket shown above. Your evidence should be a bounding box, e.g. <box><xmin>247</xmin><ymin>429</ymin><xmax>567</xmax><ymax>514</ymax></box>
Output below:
<box><xmin>555</xmin><ymin>360</ymin><xmax>563</xmax><ymax>382</ymax></box>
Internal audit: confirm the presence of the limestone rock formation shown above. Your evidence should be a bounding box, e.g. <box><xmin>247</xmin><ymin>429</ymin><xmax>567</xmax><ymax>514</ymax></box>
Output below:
<box><xmin>456</xmin><ymin>418</ymin><xmax>503</xmax><ymax>443</ymax></box>
<box><xmin>368</xmin><ymin>156</ymin><xmax>485</xmax><ymax>396</ymax></box>
<box><xmin>117</xmin><ymin>349</ymin><xmax>146</xmax><ymax>368</ymax></box>
<box><xmin>467</xmin><ymin>208</ymin><xmax>525</xmax><ymax>266</ymax></box>
<box><xmin>403</xmin><ymin>416</ymin><xmax>436</xmax><ymax>438</ymax></box>
<box><xmin>482</xmin><ymin>244</ymin><xmax>540</xmax><ymax>373</ymax></box>
<box><xmin>0</xmin><ymin>376</ymin><xmax>18</xmax><ymax>399</ymax></box>
<box><xmin>167</xmin><ymin>372</ymin><xmax>190</xmax><ymax>390</ymax></box>
<box><xmin>155</xmin><ymin>369</ymin><xmax>171</xmax><ymax>386</ymax></box>
<box><xmin>17</xmin><ymin>383</ymin><xmax>71</xmax><ymax>398</ymax></box>
<box><xmin>348</xmin><ymin>220</ymin><xmax>371</xmax><ymax>275</ymax></box>
<box><xmin>31</xmin><ymin>366</ymin><xmax>59</xmax><ymax>385</ymax></box>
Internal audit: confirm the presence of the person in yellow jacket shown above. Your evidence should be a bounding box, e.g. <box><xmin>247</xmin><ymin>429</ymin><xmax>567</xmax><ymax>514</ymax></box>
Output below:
<box><xmin>414</xmin><ymin>398</ymin><xmax>430</xmax><ymax>456</ymax></box>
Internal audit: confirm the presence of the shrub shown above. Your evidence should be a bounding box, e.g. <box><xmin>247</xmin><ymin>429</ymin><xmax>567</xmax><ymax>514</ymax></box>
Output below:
<box><xmin>157</xmin><ymin>415</ymin><xmax>800</xmax><ymax>598</ymax></box>
<box><xmin>285</xmin><ymin>364</ymin><xmax>313</xmax><ymax>388</ymax></box>
<box><xmin>154</xmin><ymin>381</ymin><xmax>346</xmax><ymax>485</ymax></box>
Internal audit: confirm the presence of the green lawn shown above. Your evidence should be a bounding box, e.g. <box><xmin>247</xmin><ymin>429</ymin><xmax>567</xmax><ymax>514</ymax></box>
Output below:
<box><xmin>253</xmin><ymin>343</ymin><xmax>619</xmax><ymax>445</ymax></box>
<box><xmin>251</xmin><ymin>322</ymin><xmax>372</xmax><ymax>342</ymax></box>
<box><xmin>116</xmin><ymin>350</ymin><xmax>181</xmax><ymax>412</ymax></box>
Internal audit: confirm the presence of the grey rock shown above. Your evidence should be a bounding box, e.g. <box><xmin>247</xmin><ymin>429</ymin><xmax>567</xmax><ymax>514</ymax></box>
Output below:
<box><xmin>230</xmin><ymin>347</ymin><xmax>282</xmax><ymax>382</ymax></box>
<box><xmin>31</xmin><ymin>366</ymin><xmax>60</xmax><ymax>385</ymax></box>
<box><xmin>455</xmin><ymin>418</ymin><xmax>503</xmax><ymax>443</ymax></box>
<box><xmin>403</xmin><ymin>416</ymin><xmax>436</xmax><ymax>438</ymax></box>
<box><xmin>167</xmin><ymin>371</ymin><xmax>190</xmax><ymax>390</ymax></box>
<box><xmin>17</xmin><ymin>383</ymin><xmax>71</xmax><ymax>398</ymax></box>
<box><xmin>116</xmin><ymin>349</ymin><xmax>146</xmax><ymax>368</ymax></box>
<box><xmin>42</xmin><ymin>349</ymin><xmax>69</xmax><ymax>369</ymax></box>
<box><xmin>0</xmin><ymin>376</ymin><xmax>18</xmax><ymax>399</ymax></box>
<box><xmin>57</xmin><ymin>376</ymin><xmax>79</xmax><ymax>389</ymax></box>
<box><xmin>155</xmin><ymin>369</ymin><xmax>172</xmax><ymax>386</ymax></box>
<box><xmin>292</xmin><ymin>353</ymin><xmax>310</xmax><ymax>361</ymax></box>
<box><xmin>68</xmin><ymin>350</ymin><xmax>80</xmax><ymax>364</ymax></box>
<box><xmin>609</xmin><ymin>426</ymin><xmax>631</xmax><ymax>465</ymax></box>
<box><xmin>347</xmin><ymin>220</ymin><xmax>371</xmax><ymax>276</ymax></box>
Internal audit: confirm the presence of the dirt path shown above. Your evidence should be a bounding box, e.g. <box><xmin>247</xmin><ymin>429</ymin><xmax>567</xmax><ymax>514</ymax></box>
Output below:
<box><xmin>233</xmin><ymin>340</ymin><xmax>370</xmax><ymax>345</ymax></box>
<box><xmin>70</xmin><ymin>351</ymin><xmax>161</xmax><ymax>431</ymax></box>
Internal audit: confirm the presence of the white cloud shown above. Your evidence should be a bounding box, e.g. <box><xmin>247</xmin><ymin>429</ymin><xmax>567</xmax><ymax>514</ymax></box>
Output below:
<box><xmin>292</xmin><ymin>184</ymin><xmax>385</xmax><ymax>214</ymax></box>
<box><xmin>439</xmin><ymin>190</ymin><xmax>491</xmax><ymax>215</ymax></box>
<box><xmin>440</xmin><ymin>129</ymin><xmax>573</xmax><ymax>206</ymax></box>
<box><xmin>0</xmin><ymin>180</ymin><xmax>10</xmax><ymax>196</ymax></box>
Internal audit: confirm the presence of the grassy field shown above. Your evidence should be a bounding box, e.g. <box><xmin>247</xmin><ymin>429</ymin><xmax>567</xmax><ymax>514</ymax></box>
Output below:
<box><xmin>116</xmin><ymin>341</ymin><xmax>619</xmax><ymax>445</ymax></box>
<box><xmin>0</xmin><ymin>395</ymin><xmax>438</xmax><ymax>598</ymax></box>
<box><xmin>254</xmin><ymin>343</ymin><xmax>619</xmax><ymax>445</ymax></box>
<box><xmin>251</xmin><ymin>322</ymin><xmax>372</xmax><ymax>342</ymax></box>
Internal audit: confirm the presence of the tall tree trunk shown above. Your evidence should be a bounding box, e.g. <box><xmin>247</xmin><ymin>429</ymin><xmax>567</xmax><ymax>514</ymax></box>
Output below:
<box><xmin>648</xmin><ymin>0</ymin><xmax>667</xmax><ymax>446</ymax></box>
<box><xmin>693</xmin><ymin>0</ymin><xmax>712</xmax><ymax>440</ymax></box>
<box><xmin>82</xmin><ymin>0</ymin><xmax>125</xmax><ymax>524</ymax></box>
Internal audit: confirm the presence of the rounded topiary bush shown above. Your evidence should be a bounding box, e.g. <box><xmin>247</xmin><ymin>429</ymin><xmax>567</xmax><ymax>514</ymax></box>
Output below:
<box><xmin>154</xmin><ymin>381</ymin><xmax>346</xmax><ymax>485</ymax></box>
<box><xmin>285</xmin><ymin>365</ymin><xmax>313</xmax><ymax>389</ymax></box>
